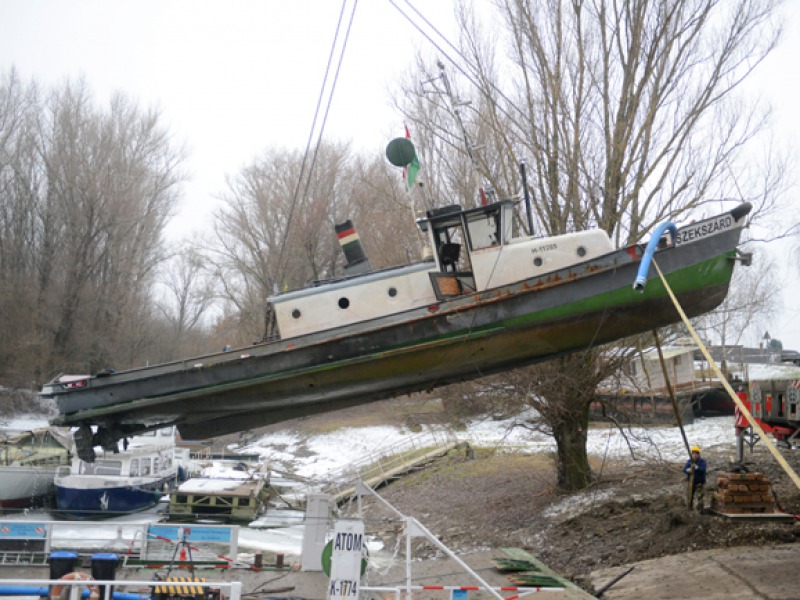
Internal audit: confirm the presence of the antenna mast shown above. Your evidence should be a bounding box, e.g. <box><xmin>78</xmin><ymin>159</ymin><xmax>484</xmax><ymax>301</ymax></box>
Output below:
<box><xmin>437</xmin><ymin>61</ymin><xmax>490</xmax><ymax>206</ymax></box>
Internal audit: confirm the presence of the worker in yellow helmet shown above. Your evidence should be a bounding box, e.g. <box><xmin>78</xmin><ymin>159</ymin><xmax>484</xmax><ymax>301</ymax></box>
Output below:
<box><xmin>683</xmin><ymin>445</ymin><xmax>707</xmax><ymax>512</ymax></box>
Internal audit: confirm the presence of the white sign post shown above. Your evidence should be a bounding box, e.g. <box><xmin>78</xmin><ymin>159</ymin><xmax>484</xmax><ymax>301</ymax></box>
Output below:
<box><xmin>327</xmin><ymin>519</ymin><xmax>365</xmax><ymax>600</ymax></box>
<box><xmin>302</xmin><ymin>493</ymin><xmax>331</xmax><ymax>571</ymax></box>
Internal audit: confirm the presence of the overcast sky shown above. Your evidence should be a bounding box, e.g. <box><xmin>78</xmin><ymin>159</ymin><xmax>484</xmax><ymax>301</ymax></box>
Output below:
<box><xmin>0</xmin><ymin>0</ymin><xmax>461</xmax><ymax>234</ymax></box>
<box><xmin>1</xmin><ymin>0</ymin><xmax>798</xmax><ymax>349</ymax></box>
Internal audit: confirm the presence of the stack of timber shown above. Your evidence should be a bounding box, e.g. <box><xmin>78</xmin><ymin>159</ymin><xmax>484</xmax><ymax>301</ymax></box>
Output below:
<box><xmin>712</xmin><ymin>472</ymin><xmax>776</xmax><ymax>515</ymax></box>
<box><xmin>494</xmin><ymin>548</ymin><xmax>590</xmax><ymax>595</ymax></box>
<box><xmin>492</xmin><ymin>557</ymin><xmax>564</xmax><ymax>588</ymax></box>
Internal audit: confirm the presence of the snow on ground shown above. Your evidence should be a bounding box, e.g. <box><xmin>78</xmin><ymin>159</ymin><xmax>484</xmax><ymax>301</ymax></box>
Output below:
<box><xmin>583</xmin><ymin>416</ymin><xmax>735</xmax><ymax>463</ymax></box>
<box><xmin>242</xmin><ymin>425</ymin><xmax>434</xmax><ymax>480</ymax></box>
<box><xmin>240</xmin><ymin>414</ymin><xmax>737</xmax><ymax>481</ymax></box>
<box><xmin>5</xmin><ymin>412</ymin><xmax>738</xmax><ymax>479</ymax></box>
<box><xmin>0</xmin><ymin>414</ymin><xmax>54</xmax><ymax>432</ymax></box>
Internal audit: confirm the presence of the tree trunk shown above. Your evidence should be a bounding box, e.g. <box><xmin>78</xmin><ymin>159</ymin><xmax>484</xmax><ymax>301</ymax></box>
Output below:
<box><xmin>552</xmin><ymin>403</ymin><xmax>591</xmax><ymax>491</ymax></box>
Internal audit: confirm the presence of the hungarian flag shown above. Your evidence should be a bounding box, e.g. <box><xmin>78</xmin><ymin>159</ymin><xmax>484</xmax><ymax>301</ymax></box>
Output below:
<box><xmin>403</xmin><ymin>125</ymin><xmax>420</xmax><ymax>192</ymax></box>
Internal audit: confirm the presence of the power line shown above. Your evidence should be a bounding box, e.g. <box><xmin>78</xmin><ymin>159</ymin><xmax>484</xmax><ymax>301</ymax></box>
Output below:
<box><xmin>265</xmin><ymin>0</ymin><xmax>358</xmax><ymax>339</ymax></box>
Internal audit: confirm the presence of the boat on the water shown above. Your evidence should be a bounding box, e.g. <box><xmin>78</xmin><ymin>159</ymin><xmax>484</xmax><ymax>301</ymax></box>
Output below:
<box><xmin>41</xmin><ymin>136</ymin><xmax>753</xmax><ymax>460</ymax></box>
<box><xmin>53</xmin><ymin>427</ymin><xmax>178</xmax><ymax>519</ymax></box>
<box><xmin>0</xmin><ymin>428</ymin><xmax>71</xmax><ymax>510</ymax></box>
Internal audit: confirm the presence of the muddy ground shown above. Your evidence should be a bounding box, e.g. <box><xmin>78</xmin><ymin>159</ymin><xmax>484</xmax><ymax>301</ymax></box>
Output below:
<box><xmin>233</xmin><ymin>396</ymin><xmax>800</xmax><ymax>594</ymax></box>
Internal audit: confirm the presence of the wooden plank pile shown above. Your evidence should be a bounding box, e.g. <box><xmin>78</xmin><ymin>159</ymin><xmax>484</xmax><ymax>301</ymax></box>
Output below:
<box><xmin>712</xmin><ymin>472</ymin><xmax>776</xmax><ymax>514</ymax></box>
<box><xmin>492</xmin><ymin>557</ymin><xmax>565</xmax><ymax>588</ymax></box>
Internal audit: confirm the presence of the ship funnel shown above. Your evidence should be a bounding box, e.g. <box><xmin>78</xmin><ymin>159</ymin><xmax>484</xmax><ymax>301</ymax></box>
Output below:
<box><xmin>336</xmin><ymin>219</ymin><xmax>372</xmax><ymax>276</ymax></box>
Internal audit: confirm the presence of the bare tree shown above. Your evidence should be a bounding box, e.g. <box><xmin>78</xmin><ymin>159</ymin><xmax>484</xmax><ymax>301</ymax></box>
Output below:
<box><xmin>0</xmin><ymin>69</ymin><xmax>43</xmax><ymax>385</ymax></box>
<box><xmin>37</xmin><ymin>82</ymin><xmax>185</xmax><ymax>373</ymax></box>
<box><xmin>0</xmin><ymin>70</ymin><xmax>186</xmax><ymax>385</ymax></box>
<box><xmin>696</xmin><ymin>248</ymin><xmax>780</xmax><ymax>349</ymax></box>
<box><xmin>396</xmin><ymin>0</ymin><xmax>786</xmax><ymax>490</ymax></box>
<box><xmin>154</xmin><ymin>246</ymin><xmax>217</xmax><ymax>358</ymax></box>
<box><xmin>207</xmin><ymin>142</ymin><xmax>420</xmax><ymax>344</ymax></box>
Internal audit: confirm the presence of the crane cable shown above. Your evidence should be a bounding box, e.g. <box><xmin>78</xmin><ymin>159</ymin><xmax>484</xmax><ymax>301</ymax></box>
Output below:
<box><xmin>652</xmin><ymin>258</ymin><xmax>800</xmax><ymax>492</ymax></box>
<box><xmin>264</xmin><ymin>0</ymin><xmax>357</xmax><ymax>338</ymax></box>
<box><xmin>278</xmin><ymin>0</ymin><xmax>358</xmax><ymax>272</ymax></box>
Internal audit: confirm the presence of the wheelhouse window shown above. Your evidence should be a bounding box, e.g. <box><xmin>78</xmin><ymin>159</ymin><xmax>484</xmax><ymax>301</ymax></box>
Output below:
<box><xmin>80</xmin><ymin>460</ymin><xmax>122</xmax><ymax>476</ymax></box>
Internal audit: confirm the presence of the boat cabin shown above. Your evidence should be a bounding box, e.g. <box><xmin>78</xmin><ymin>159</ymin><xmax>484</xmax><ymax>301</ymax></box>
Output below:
<box><xmin>168</xmin><ymin>476</ymin><xmax>268</xmax><ymax>522</ymax></box>
<box><xmin>268</xmin><ymin>200</ymin><xmax>614</xmax><ymax>339</ymax></box>
<box><xmin>60</xmin><ymin>427</ymin><xmax>176</xmax><ymax>479</ymax></box>
<box><xmin>1</xmin><ymin>428</ymin><xmax>71</xmax><ymax>468</ymax></box>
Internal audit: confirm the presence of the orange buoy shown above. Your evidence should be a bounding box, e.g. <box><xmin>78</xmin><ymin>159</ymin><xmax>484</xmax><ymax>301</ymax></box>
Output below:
<box><xmin>50</xmin><ymin>572</ymin><xmax>100</xmax><ymax>600</ymax></box>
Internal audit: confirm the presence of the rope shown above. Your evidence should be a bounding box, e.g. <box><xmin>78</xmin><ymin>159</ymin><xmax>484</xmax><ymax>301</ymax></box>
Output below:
<box><xmin>651</xmin><ymin>258</ymin><xmax>800</xmax><ymax>492</ymax></box>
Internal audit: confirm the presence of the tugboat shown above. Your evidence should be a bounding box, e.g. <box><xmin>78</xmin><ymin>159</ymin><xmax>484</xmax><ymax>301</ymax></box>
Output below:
<box><xmin>43</xmin><ymin>191</ymin><xmax>752</xmax><ymax>461</ymax></box>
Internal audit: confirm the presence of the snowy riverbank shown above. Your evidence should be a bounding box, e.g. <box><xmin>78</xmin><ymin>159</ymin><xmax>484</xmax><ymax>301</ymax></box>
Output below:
<box><xmin>2</xmin><ymin>411</ymin><xmax>738</xmax><ymax>558</ymax></box>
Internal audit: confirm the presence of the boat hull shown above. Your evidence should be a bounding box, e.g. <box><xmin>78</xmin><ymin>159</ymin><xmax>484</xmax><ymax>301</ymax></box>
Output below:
<box><xmin>0</xmin><ymin>466</ymin><xmax>57</xmax><ymax>510</ymax></box>
<box><xmin>179</xmin><ymin>254</ymin><xmax>735</xmax><ymax>438</ymax></box>
<box><xmin>47</xmin><ymin>209</ymin><xmax>747</xmax><ymax>440</ymax></box>
<box><xmin>54</xmin><ymin>474</ymin><xmax>175</xmax><ymax>519</ymax></box>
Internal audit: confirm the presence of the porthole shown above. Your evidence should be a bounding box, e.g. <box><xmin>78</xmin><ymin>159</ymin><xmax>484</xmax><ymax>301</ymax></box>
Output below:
<box><xmin>291</xmin><ymin>309</ymin><xmax>301</xmax><ymax>319</ymax></box>
<box><xmin>577</xmin><ymin>246</ymin><xmax>587</xmax><ymax>257</ymax></box>
<box><xmin>533</xmin><ymin>257</ymin><xmax>543</xmax><ymax>267</ymax></box>
<box><xmin>338</xmin><ymin>297</ymin><xmax>350</xmax><ymax>309</ymax></box>
<box><xmin>388</xmin><ymin>287</ymin><xmax>398</xmax><ymax>298</ymax></box>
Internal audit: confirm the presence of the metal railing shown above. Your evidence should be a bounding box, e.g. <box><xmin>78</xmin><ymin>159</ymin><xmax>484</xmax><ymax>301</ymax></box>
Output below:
<box><xmin>0</xmin><ymin>521</ymin><xmax>239</xmax><ymax>566</ymax></box>
<box><xmin>0</xmin><ymin>578</ymin><xmax>241</xmax><ymax>600</ymax></box>
<box><xmin>319</xmin><ymin>428</ymin><xmax>459</xmax><ymax>500</ymax></box>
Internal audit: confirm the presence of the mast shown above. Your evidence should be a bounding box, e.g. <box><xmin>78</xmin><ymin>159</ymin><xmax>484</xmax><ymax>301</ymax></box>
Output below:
<box><xmin>437</xmin><ymin>61</ymin><xmax>491</xmax><ymax>206</ymax></box>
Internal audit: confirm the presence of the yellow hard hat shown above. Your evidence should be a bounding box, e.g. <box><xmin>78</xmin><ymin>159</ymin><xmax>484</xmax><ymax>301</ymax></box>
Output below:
<box><xmin>691</xmin><ymin>445</ymin><xmax>700</xmax><ymax>453</ymax></box>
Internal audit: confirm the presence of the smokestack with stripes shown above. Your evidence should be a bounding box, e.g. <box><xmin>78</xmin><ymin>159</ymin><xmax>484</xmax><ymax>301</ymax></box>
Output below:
<box><xmin>336</xmin><ymin>219</ymin><xmax>372</xmax><ymax>276</ymax></box>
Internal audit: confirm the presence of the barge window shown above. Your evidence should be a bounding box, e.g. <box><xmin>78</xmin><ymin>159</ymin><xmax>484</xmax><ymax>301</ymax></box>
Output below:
<box><xmin>154</xmin><ymin>457</ymin><xmax>160</xmax><ymax>473</ymax></box>
<box><xmin>130</xmin><ymin>459</ymin><xmax>140</xmax><ymax>476</ymax></box>
<box><xmin>141</xmin><ymin>458</ymin><xmax>152</xmax><ymax>475</ymax></box>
